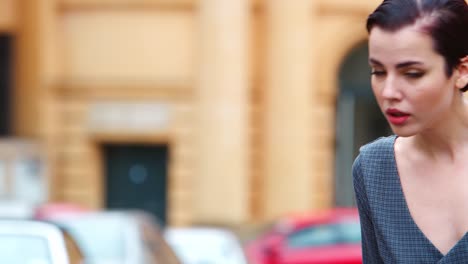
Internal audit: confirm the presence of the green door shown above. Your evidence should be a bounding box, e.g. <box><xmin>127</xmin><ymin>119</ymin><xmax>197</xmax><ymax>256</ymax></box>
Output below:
<box><xmin>0</xmin><ymin>35</ymin><xmax>12</xmax><ymax>136</ymax></box>
<box><xmin>104</xmin><ymin>144</ymin><xmax>168</xmax><ymax>225</ymax></box>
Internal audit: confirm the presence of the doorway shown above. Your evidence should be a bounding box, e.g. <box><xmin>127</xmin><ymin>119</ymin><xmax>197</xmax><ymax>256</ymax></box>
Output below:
<box><xmin>103</xmin><ymin>144</ymin><xmax>169</xmax><ymax>225</ymax></box>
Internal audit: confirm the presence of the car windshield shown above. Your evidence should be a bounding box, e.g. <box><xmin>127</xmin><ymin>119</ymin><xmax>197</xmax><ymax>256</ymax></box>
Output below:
<box><xmin>0</xmin><ymin>235</ymin><xmax>52</xmax><ymax>264</ymax></box>
<box><xmin>286</xmin><ymin>221</ymin><xmax>361</xmax><ymax>248</ymax></box>
<box><xmin>168</xmin><ymin>232</ymin><xmax>246</xmax><ymax>264</ymax></box>
<box><xmin>58</xmin><ymin>217</ymin><xmax>126</xmax><ymax>262</ymax></box>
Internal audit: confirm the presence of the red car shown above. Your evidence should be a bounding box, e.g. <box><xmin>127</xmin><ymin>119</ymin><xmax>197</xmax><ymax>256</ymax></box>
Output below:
<box><xmin>34</xmin><ymin>202</ymin><xmax>91</xmax><ymax>220</ymax></box>
<box><xmin>245</xmin><ymin>208</ymin><xmax>362</xmax><ymax>264</ymax></box>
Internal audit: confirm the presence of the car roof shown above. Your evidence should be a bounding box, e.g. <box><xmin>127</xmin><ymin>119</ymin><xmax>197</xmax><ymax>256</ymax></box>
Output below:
<box><xmin>34</xmin><ymin>202</ymin><xmax>89</xmax><ymax>220</ymax></box>
<box><xmin>165</xmin><ymin>227</ymin><xmax>242</xmax><ymax>244</ymax></box>
<box><xmin>48</xmin><ymin>209</ymin><xmax>165</xmax><ymax>237</ymax></box>
<box><xmin>275</xmin><ymin>208</ymin><xmax>359</xmax><ymax>233</ymax></box>
<box><xmin>0</xmin><ymin>200</ymin><xmax>36</xmax><ymax>219</ymax></box>
<box><xmin>0</xmin><ymin>219</ymin><xmax>60</xmax><ymax>234</ymax></box>
<box><xmin>0</xmin><ymin>220</ymin><xmax>70</xmax><ymax>263</ymax></box>
<box><xmin>166</xmin><ymin>226</ymin><xmax>236</xmax><ymax>236</ymax></box>
<box><xmin>50</xmin><ymin>209</ymin><xmax>154</xmax><ymax>220</ymax></box>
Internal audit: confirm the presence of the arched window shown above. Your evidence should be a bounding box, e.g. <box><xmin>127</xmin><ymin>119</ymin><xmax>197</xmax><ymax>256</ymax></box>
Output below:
<box><xmin>334</xmin><ymin>42</ymin><xmax>391</xmax><ymax>206</ymax></box>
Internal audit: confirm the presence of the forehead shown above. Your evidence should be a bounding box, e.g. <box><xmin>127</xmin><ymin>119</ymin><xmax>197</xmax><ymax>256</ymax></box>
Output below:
<box><xmin>368</xmin><ymin>25</ymin><xmax>440</xmax><ymax>64</ymax></box>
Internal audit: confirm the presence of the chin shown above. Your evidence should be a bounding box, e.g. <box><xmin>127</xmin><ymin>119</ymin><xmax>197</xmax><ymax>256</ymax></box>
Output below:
<box><xmin>390</xmin><ymin>126</ymin><xmax>419</xmax><ymax>138</ymax></box>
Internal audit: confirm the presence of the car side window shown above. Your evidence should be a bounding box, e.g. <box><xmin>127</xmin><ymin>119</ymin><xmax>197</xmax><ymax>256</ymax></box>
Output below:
<box><xmin>139</xmin><ymin>221</ymin><xmax>159</xmax><ymax>263</ymax></box>
<box><xmin>286</xmin><ymin>221</ymin><xmax>361</xmax><ymax>249</ymax></box>
<box><xmin>62</xmin><ymin>230</ymin><xmax>85</xmax><ymax>264</ymax></box>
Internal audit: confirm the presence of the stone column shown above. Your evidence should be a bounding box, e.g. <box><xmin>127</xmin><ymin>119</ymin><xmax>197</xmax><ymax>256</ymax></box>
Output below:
<box><xmin>263</xmin><ymin>0</ymin><xmax>315</xmax><ymax>219</ymax></box>
<box><xmin>194</xmin><ymin>0</ymin><xmax>250</xmax><ymax>224</ymax></box>
<box><xmin>17</xmin><ymin>0</ymin><xmax>62</xmax><ymax>201</ymax></box>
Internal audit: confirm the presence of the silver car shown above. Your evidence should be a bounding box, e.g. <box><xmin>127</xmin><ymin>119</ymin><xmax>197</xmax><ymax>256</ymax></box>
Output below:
<box><xmin>0</xmin><ymin>220</ymin><xmax>84</xmax><ymax>264</ymax></box>
<box><xmin>49</xmin><ymin>210</ymin><xmax>181</xmax><ymax>264</ymax></box>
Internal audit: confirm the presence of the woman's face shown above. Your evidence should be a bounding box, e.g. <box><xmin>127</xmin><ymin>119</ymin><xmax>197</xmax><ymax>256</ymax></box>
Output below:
<box><xmin>368</xmin><ymin>24</ymin><xmax>458</xmax><ymax>137</ymax></box>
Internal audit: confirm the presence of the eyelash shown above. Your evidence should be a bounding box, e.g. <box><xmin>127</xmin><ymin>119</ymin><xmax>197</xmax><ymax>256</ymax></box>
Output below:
<box><xmin>370</xmin><ymin>70</ymin><xmax>386</xmax><ymax>76</ymax></box>
<box><xmin>404</xmin><ymin>72</ymin><xmax>424</xmax><ymax>78</ymax></box>
<box><xmin>370</xmin><ymin>71</ymin><xmax>424</xmax><ymax>78</ymax></box>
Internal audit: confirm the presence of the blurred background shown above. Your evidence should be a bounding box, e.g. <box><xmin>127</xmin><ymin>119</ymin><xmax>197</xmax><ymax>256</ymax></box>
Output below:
<box><xmin>0</xmin><ymin>0</ymin><xmax>391</xmax><ymax>240</ymax></box>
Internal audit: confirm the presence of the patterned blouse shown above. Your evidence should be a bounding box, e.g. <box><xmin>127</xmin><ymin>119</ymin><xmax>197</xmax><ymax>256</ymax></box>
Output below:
<box><xmin>353</xmin><ymin>135</ymin><xmax>468</xmax><ymax>263</ymax></box>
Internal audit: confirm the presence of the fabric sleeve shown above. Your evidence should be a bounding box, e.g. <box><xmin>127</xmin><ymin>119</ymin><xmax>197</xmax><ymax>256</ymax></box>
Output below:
<box><xmin>352</xmin><ymin>155</ymin><xmax>383</xmax><ymax>264</ymax></box>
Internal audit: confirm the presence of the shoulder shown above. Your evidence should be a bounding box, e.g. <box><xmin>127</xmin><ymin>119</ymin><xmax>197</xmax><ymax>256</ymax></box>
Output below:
<box><xmin>359</xmin><ymin>135</ymin><xmax>397</xmax><ymax>157</ymax></box>
<box><xmin>353</xmin><ymin>135</ymin><xmax>397</xmax><ymax>178</ymax></box>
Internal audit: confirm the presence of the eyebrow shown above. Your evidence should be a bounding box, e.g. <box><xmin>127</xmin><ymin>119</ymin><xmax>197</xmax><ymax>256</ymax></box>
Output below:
<box><xmin>368</xmin><ymin>58</ymin><xmax>424</xmax><ymax>68</ymax></box>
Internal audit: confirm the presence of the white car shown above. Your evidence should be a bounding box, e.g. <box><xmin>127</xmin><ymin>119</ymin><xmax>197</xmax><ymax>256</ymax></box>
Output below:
<box><xmin>164</xmin><ymin>227</ymin><xmax>248</xmax><ymax>264</ymax></box>
<box><xmin>0</xmin><ymin>200</ymin><xmax>36</xmax><ymax>219</ymax></box>
<box><xmin>0</xmin><ymin>220</ymin><xmax>84</xmax><ymax>264</ymax></box>
<box><xmin>48</xmin><ymin>210</ymin><xmax>181</xmax><ymax>264</ymax></box>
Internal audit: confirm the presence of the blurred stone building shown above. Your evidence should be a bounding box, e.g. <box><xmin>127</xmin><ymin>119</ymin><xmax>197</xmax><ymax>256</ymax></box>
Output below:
<box><xmin>0</xmin><ymin>0</ymin><xmax>390</xmax><ymax>226</ymax></box>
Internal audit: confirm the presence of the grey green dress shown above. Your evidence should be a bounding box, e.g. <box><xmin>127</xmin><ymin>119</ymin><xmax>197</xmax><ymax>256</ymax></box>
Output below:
<box><xmin>353</xmin><ymin>135</ymin><xmax>468</xmax><ymax>263</ymax></box>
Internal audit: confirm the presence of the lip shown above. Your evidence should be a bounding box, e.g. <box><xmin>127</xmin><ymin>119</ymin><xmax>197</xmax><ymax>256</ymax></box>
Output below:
<box><xmin>385</xmin><ymin>108</ymin><xmax>410</xmax><ymax>125</ymax></box>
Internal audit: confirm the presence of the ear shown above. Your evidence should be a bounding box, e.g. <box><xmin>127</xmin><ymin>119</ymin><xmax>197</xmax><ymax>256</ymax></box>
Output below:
<box><xmin>455</xmin><ymin>55</ymin><xmax>468</xmax><ymax>90</ymax></box>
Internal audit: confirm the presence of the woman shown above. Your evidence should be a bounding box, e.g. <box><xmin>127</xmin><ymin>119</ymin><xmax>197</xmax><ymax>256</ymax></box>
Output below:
<box><xmin>353</xmin><ymin>0</ymin><xmax>468</xmax><ymax>262</ymax></box>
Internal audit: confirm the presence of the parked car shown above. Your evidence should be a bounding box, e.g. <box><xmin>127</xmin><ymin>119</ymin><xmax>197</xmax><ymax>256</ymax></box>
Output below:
<box><xmin>245</xmin><ymin>208</ymin><xmax>362</xmax><ymax>264</ymax></box>
<box><xmin>165</xmin><ymin>227</ymin><xmax>248</xmax><ymax>264</ymax></box>
<box><xmin>0</xmin><ymin>200</ymin><xmax>36</xmax><ymax>219</ymax></box>
<box><xmin>0</xmin><ymin>219</ymin><xmax>85</xmax><ymax>264</ymax></box>
<box><xmin>44</xmin><ymin>210</ymin><xmax>181</xmax><ymax>264</ymax></box>
<box><xmin>34</xmin><ymin>202</ymin><xmax>91</xmax><ymax>220</ymax></box>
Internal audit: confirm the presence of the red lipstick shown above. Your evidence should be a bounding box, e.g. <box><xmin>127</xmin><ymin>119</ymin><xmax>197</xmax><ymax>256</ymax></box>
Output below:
<box><xmin>386</xmin><ymin>108</ymin><xmax>410</xmax><ymax>125</ymax></box>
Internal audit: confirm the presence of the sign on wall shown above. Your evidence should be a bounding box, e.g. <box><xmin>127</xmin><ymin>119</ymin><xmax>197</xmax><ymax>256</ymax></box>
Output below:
<box><xmin>87</xmin><ymin>102</ymin><xmax>172</xmax><ymax>133</ymax></box>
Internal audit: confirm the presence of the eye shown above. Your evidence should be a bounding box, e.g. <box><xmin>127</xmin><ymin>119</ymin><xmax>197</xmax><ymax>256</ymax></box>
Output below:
<box><xmin>404</xmin><ymin>71</ymin><xmax>424</xmax><ymax>78</ymax></box>
<box><xmin>370</xmin><ymin>70</ymin><xmax>386</xmax><ymax>77</ymax></box>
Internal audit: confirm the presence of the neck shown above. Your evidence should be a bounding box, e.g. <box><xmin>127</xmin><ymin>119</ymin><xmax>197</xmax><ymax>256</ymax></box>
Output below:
<box><xmin>411</xmin><ymin>97</ymin><xmax>468</xmax><ymax>162</ymax></box>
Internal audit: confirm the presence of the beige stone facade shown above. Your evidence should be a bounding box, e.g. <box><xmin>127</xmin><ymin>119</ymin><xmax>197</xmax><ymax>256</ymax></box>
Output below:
<box><xmin>1</xmin><ymin>0</ymin><xmax>382</xmax><ymax>226</ymax></box>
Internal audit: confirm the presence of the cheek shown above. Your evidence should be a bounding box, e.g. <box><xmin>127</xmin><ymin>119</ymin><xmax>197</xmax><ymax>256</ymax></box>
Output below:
<box><xmin>430</xmin><ymin>86</ymin><xmax>451</xmax><ymax>107</ymax></box>
<box><xmin>409</xmin><ymin>84</ymin><xmax>451</xmax><ymax>113</ymax></box>
<box><xmin>371</xmin><ymin>81</ymin><xmax>384</xmax><ymax>102</ymax></box>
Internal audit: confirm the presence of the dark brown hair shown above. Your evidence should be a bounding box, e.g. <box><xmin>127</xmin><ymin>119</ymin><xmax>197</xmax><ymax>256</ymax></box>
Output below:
<box><xmin>367</xmin><ymin>0</ymin><xmax>468</xmax><ymax>92</ymax></box>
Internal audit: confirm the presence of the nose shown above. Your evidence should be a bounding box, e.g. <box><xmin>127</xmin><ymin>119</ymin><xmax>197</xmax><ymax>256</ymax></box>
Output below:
<box><xmin>380</xmin><ymin>75</ymin><xmax>402</xmax><ymax>100</ymax></box>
